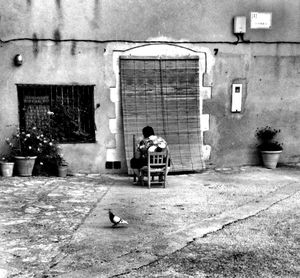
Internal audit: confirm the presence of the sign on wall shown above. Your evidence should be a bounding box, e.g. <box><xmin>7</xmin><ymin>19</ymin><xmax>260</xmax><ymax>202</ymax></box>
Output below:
<box><xmin>250</xmin><ymin>12</ymin><xmax>272</xmax><ymax>29</ymax></box>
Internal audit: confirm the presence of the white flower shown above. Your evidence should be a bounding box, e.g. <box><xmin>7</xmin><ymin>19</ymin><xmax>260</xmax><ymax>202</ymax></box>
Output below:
<box><xmin>26</xmin><ymin>134</ymin><xmax>31</xmax><ymax>137</ymax></box>
<box><xmin>158</xmin><ymin>142</ymin><xmax>166</xmax><ymax>149</ymax></box>
<box><xmin>148</xmin><ymin>146</ymin><xmax>156</xmax><ymax>152</ymax></box>
<box><xmin>28</xmin><ymin>146</ymin><xmax>32</xmax><ymax>149</ymax></box>
<box><xmin>40</xmin><ymin>162</ymin><xmax>44</xmax><ymax>165</ymax></box>
<box><xmin>49</xmin><ymin>142</ymin><xmax>53</xmax><ymax>146</ymax></box>
<box><xmin>47</xmin><ymin>111</ymin><xmax>54</xmax><ymax>115</ymax></box>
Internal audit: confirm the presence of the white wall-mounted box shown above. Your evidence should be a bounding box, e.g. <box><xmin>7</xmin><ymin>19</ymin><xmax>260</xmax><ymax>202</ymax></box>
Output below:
<box><xmin>231</xmin><ymin>84</ymin><xmax>242</xmax><ymax>112</ymax></box>
<box><xmin>233</xmin><ymin>16</ymin><xmax>246</xmax><ymax>34</ymax></box>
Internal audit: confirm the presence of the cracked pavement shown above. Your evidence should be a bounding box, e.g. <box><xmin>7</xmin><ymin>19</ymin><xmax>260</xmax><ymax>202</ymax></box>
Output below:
<box><xmin>0</xmin><ymin>166</ymin><xmax>300</xmax><ymax>277</ymax></box>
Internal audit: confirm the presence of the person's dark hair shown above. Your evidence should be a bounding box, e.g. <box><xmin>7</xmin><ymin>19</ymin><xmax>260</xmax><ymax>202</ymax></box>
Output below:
<box><xmin>142</xmin><ymin>126</ymin><xmax>155</xmax><ymax>138</ymax></box>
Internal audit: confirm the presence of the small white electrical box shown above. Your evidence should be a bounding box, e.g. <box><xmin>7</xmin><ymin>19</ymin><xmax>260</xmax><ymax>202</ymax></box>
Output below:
<box><xmin>231</xmin><ymin>84</ymin><xmax>242</xmax><ymax>112</ymax></box>
<box><xmin>233</xmin><ymin>16</ymin><xmax>246</xmax><ymax>34</ymax></box>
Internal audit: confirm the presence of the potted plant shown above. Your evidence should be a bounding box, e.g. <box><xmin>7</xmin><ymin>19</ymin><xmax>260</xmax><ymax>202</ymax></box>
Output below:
<box><xmin>8</xmin><ymin>126</ymin><xmax>56</xmax><ymax>176</ymax></box>
<box><xmin>0</xmin><ymin>152</ymin><xmax>15</xmax><ymax>177</ymax></box>
<box><xmin>56</xmin><ymin>154</ymin><xmax>68</xmax><ymax>177</ymax></box>
<box><xmin>255</xmin><ymin>126</ymin><xmax>283</xmax><ymax>169</ymax></box>
<box><xmin>31</xmin><ymin>130</ymin><xmax>68</xmax><ymax>177</ymax></box>
<box><xmin>10</xmin><ymin>127</ymin><xmax>41</xmax><ymax>176</ymax></box>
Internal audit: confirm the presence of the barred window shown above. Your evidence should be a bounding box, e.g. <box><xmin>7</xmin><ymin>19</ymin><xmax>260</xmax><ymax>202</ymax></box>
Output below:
<box><xmin>17</xmin><ymin>84</ymin><xmax>96</xmax><ymax>143</ymax></box>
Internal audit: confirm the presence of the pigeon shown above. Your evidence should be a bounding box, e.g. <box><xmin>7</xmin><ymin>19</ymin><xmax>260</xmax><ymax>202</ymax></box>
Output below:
<box><xmin>109</xmin><ymin>210</ymin><xmax>128</xmax><ymax>226</ymax></box>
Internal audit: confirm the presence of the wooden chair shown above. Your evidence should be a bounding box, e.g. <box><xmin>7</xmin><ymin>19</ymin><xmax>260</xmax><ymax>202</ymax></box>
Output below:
<box><xmin>140</xmin><ymin>149</ymin><xmax>169</xmax><ymax>189</ymax></box>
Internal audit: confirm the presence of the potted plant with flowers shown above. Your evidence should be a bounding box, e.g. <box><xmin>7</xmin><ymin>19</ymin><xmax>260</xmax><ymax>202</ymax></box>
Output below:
<box><xmin>3</xmin><ymin>112</ymin><xmax>69</xmax><ymax>176</ymax></box>
<box><xmin>255</xmin><ymin>126</ymin><xmax>283</xmax><ymax>169</ymax></box>
<box><xmin>7</xmin><ymin>126</ymin><xmax>58</xmax><ymax>176</ymax></box>
<box><xmin>0</xmin><ymin>146</ymin><xmax>15</xmax><ymax>177</ymax></box>
<box><xmin>37</xmin><ymin>139</ymin><xmax>68</xmax><ymax>177</ymax></box>
<box><xmin>9</xmin><ymin>126</ymin><xmax>43</xmax><ymax>176</ymax></box>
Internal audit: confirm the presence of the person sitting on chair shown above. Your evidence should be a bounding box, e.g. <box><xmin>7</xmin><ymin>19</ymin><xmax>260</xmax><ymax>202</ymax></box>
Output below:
<box><xmin>130</xmin><ymin>126</ymin><xmax>168</xmax><ymax>182</ymax></box>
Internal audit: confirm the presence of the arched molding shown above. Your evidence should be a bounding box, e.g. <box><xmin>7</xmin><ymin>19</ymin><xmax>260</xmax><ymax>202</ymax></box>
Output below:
<box><xmin>105</xmin><ymin>42</ymin><xmax>213</xmax><ymax>163</ymax></box>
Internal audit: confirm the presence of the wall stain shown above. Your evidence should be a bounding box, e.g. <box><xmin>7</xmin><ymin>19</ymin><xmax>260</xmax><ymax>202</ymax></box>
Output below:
<box><xmin>91</xmin><ymin>0</ymin><xmax>100</xmax><ymax>29</ymax></box>
<box><xmin>94</xmin><ymin>0</ymin><xmax>100</xmax><ymax>18</ymax></box>
<box><xmin>56</xmin><ymin>0</ymin><xmax>61</xmax><ymax>9</ymax></box>
<box><xmin>26</xmin><ymin>0</ymin><xmax>31</xmax><ymax>6</ymax></box>
<box><xmin>55</xmin><ymin>0</ymin><xmax>63</xmax><ymax>21</ymax></box>
<box><xmin>53</xmin><ymin>29</ymin><xmax>62</xmax><ymax>53</ymax></box>
<box><xmin>32</xmin><ymin>33</ymin><xmax>39</xmax><ymax>57</ymax></box>
<box><xmin>71</xmin><ymin>41</ymin><xmax>77</xmax><ymax>56</ymax></box>
<box><xmin>54</xmin><ymin>29</ymin><xmax>61</xmax><ymax>44</ymax></box>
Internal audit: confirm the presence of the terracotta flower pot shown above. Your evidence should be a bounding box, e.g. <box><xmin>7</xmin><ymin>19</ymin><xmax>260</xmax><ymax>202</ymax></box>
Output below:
<box><xmin>0</xmin><ymin>162</ymin><xmax>14</xmax><ymax>177</ymax></box>
<box><xmin>57</xmin><ymin>165</ymin><xmax>68</xmax><ymax>177</ymax></box>
<box><xmin>14</xmin><ymin>156</ymin><xmax>37</xmax><ymax>176</ymax></box>
<box><xmin>261</xmin><ymin>150</ymin><xmax>282</xmax><ymax>169</ymax></box>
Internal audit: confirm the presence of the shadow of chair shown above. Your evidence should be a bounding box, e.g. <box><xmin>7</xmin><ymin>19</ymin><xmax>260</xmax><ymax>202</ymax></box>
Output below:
<box><xmin>140</xmin><ymin>149</ymin><xmax>169</xmax><ymax>189</ymax></box>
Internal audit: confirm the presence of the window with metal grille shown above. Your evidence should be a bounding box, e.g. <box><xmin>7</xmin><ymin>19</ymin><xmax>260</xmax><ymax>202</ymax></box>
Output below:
<box><xmin>17</xmin><ymin>84</ymin><xmax>96</xmax><ymax>143</ymax></box>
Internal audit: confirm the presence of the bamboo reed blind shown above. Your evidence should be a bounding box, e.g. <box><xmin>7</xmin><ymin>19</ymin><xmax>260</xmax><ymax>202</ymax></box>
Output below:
<box><xmin>120</xmin><ymin>57</ymin><xmax>204</xmax><ymax>172</ymax></box>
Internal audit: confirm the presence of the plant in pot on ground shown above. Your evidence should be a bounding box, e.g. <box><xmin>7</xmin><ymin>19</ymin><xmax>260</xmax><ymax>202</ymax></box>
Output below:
<box><xmin>39</xmin><ymin>126</ymin><xmax>68</xmax><ymax>176</ymax></box>
<box><xmin>33</xmin><ymin>130</ymin><xmax>68</xmax><ymax>177</ymax></box>
<box><xmin>4</xmin><ymin>126</ymin><xmax>66</xmax><ymax>176</ymax></box>
<box><xmin>0</xmin><ymin>139</ymin><xmax>15</xmax><ymax>177</ymax></box>
<box><xmin>255</xmin><ymin>126</ymin><xmax>283</xmax><ymax>169</ymax></box>
<box><xmin>56</xmin><ymin>153</ymin><xmax>68</xmax><ymax>177</ymax></box>
<box><xmin>7</xmin><ymin>126</ymin><xmax>54</xmax><ymax>176</ymax></box>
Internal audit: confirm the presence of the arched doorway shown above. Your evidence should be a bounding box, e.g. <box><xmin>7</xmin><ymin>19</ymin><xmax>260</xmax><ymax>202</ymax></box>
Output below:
<box><xmin>112</xmin><ymin>43</ymin><xmax>209</xmax><ymax>173</ymax></box>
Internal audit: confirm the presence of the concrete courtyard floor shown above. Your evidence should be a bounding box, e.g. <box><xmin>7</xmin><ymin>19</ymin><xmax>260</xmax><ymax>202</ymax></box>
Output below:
<box><xmin>0</xmin><ymin>166</ymin><xmax>300</xmax><ymax>278</ymax></box>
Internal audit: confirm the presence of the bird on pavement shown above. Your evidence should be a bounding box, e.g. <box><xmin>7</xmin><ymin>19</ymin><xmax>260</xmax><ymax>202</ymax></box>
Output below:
<box><xmin>109</xmin><ymin>210</ymin><xmax>128</xmax><ymax>227</ymax></box>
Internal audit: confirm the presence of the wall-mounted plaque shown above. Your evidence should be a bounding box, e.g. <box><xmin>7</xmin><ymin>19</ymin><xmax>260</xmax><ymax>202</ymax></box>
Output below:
<box><xmin>250</xmin><ymin>12</ymin><xmax>272</xmax><ymax>29</ymax></box>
